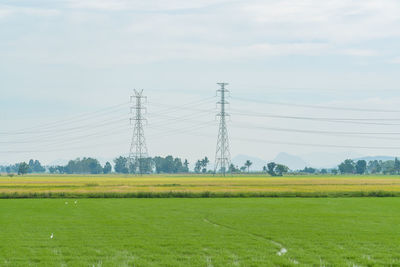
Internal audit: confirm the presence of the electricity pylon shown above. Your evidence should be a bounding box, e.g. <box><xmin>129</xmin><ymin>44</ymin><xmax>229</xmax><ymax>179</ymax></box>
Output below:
<box><xmin>128</xmin><ymin>89</ymin><xmax>148</xmax><ymax>175</ymax></box>
<box><xmin>214</xmin><ymin>82</ymin><xmax>231</xmax><ymax>176</ymax></box>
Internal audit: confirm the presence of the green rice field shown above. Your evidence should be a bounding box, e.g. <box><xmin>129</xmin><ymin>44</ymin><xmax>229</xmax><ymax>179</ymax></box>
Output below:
<box><xmin>1</xmin><ymin>174</ymin><xmax>400</xmax><ymax>198</ymax></box>
<box><xmin>1</xmin><ymin>198</ymin><xmax>400</xmax><ymax>266</ymax></box>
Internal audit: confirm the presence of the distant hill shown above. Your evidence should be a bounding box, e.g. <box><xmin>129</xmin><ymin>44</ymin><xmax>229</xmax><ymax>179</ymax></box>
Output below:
<box><xmin>301</xmin><ymin>151</ymin><xmax>362</xmax><ymax>169</ymax></box>
<box><xmin>272</xmin><ymin>152</ymin><xmax>308</xmax><ymax>170</ymax></box>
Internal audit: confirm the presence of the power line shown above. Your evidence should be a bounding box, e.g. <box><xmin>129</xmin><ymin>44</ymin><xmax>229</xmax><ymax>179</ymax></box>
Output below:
<box><xmin>233</xmin><ymin>96</ymin><xmax>400</xmax><ymax>113</ymax></box>
<box><xmin>0</xmin><ymin>103</ymin><xmax>129</xmax><ymax>135</ymax></box>
<box><xmin>233</xmin><ymin>136</ymin><xmax>400</xmax><ymax>150</ymax></box>
<box><xmin>229</xmin><ymin>123</ymin><xmax>400</xmax><ymax>141</ymax></box>
<box><xmin>231</xmin><ymin>110</ymin><xmax>400</xmax><ymax>126</ymax></box>
<box><xmin>230</xmin><ymin>122</ymin><xmax>400</xmax><ymax>136</ymax></box>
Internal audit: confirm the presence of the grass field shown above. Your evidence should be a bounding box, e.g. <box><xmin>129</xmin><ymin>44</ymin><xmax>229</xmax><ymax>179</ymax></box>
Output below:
<box><xmin>1</xmin><ymin>174</ymin><xmax>400</xmax><ymax>198</ymax></box>
<box><xmin>1</xmin><ymin>198</ymin><xmax>400</xmax><ymax>266</ymax></box>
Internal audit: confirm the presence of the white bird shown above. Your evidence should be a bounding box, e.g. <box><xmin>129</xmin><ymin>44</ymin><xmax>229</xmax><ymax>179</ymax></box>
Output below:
<box><xmin>277</xmin><ymin>248</ymin><xmax>287</xmax><ymax>256</ymax></box>
<box><xmin>65</xmin><ymin>202</ymin><xmax>68</xmax><ymax>205</ymax></box>
<box><xmin>50</xmin><ymin>233</ymin><xmax>54</xmax><ymax>239</ymax></box>
<box><xmin>74</xmin><ymin>200</ymin><xmax>77</xmax><ymax>204</ymax></box>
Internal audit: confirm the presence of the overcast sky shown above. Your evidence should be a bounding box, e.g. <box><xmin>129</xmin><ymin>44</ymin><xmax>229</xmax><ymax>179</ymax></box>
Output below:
<box><xmin>1</xmin><ymin>0</ymin><xmax>400</xmax><ymax>167</ymax></box>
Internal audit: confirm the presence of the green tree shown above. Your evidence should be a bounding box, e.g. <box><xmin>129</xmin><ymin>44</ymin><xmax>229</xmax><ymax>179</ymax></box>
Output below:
<box><xmin>244</xmin><ymin>160</ymin><xmax>252</xmax><ymax>173</ymax></box>
<box><xmin>228</xmin><ymin>164</ymin><xmax>239</xmax><ymax>173</ymax></box>
<box><xmin>395</xmin><ymin>158</ymin><xmax>400</xmax><ymax>174</ymax></box>
<box><xmin>183</xmin><ymin>159</ymin><xmax>189</xmax><ymax>173</ymax></box>
<box><xmin>141</xmin><ymin>157</ymin><xmax>154</xmax><ymax>174</ymax></box>
<box><xmin>381</xmin><ymin>160</ymin><xmax>395</xmax><ymax>174</ymax></box>
<box><xmin>18</xmin><ymin>162</ymin><xmax>29</xmax><ymax>175</ymax></box>
<box><xmin>338</xmin><ymin>159</ymin><xmax>355</xmax><ymax>174</ymax></box>
<box><xmin>103</xmin><ymin>162</ymin><xmax>112</xmax><ymax>174</ymax></box>
<box><xmin>267</xmin><ymin>162</ymin><xmax>277</xmax><ymax>176</ymax></box>
<box><xmin>262</xmin><ymin>166</ymin><xmax>267</xmax><ymax>173</ymax></box>
<box><xmin>28</xmin><ymin>159</ymin><xmax>45</xmax><ymax>173</ymax></box>
<box><xmin>194</xmin><ymin>160</ymin><xmax>202</xmax><ymax>173</ymax></box>
<box><xmin>49</xmin><ymin>166</ymin><xmax>57</xmax><ymax>174</ymax></box>
<box><xmin>275</xmin><ymin>164</ymin><xmax>289</xmax><ymax>176</ymax></box>
<box><xmin>301</xmin><ymin>167</ymin><xmax>316</xmax><ymax>174</ymax></box>
<box><xmin>114</xmin><ymin>156</ymin><xmax>129</xmax><ymax>174</ymax></box>
<box><xmin>201</xmin><ymin>157</ymin><xmax>209</xmax><ymax>173</ymax></box>
<box><xmin>355</xmin><ymin>160</ymin><xmax>367</xmax><ymax>174</ymax></box>
<box><xmin>367</xmin><ymin>160</ymin><xmax>382</xmax><ymax>174</ymax></box>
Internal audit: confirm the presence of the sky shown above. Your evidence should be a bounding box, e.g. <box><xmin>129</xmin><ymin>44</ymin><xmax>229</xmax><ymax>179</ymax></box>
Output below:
<box><xmin>1</xmin><ymin>0</ymin><xmax>400</xmax><ymax>168</ymax></box>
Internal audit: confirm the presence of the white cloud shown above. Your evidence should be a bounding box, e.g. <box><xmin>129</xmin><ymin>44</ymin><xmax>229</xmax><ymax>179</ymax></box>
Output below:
<box><xmin>340</xmin><ymin>49</ymin><xmax>378</xmax><ymax>57</ymax></box>
<box><xmin>0</xmin><ymin>5</ymin><xmax>60</xmax><ymax>18</ymax></box>
<box><xmin>65</xmin><ymin>0</ymin><xmax>234</xmax><ymax>11</ymax></box>
<box><xmin>240</xmin><ymin>0</ymin><xmax>400</xmax><ymax>43</ymax></box>
<box><xmin>389</xmin><ymin>57</ymin><xmax>400</xmax><ymax>64</ymax></box>
<box><xmin>1</xmin><ymin>0</ymin><xmax>400</xmax><ymax>65</ymax></box>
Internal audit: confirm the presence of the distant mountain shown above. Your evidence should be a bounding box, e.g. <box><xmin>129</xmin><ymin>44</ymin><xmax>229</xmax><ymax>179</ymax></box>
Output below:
<box><xmin>231</xmin><ymin>154</ymin><xmax>266</xmax><ymax>171</ymax></box>
<box><xmin>272</xmin><ymin>152</ymin><xmax>308</xmax><ymax>170</ymax></box>
<box><xmin>353</xmin><ymin>156</ymin><xmax>396</xmax><ymax>162</ymax></box>
<box><xmin>301</xmin><ymin>151</ymin><xmax>363</xmax><ymax>169</ymax></box>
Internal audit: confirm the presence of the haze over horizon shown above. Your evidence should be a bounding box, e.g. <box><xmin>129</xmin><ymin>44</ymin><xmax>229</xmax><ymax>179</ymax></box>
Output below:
<box><xmin>1</xmin><ymin>0</ymin><xmax>400</xmax><ymax>166</ymax></box>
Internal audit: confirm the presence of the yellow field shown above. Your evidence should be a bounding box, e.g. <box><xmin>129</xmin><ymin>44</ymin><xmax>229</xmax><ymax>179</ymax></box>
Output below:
<box><xmin>1</xmin><ymin>174</ymin><xmax>400</xmax><ymax>195</ymax></box>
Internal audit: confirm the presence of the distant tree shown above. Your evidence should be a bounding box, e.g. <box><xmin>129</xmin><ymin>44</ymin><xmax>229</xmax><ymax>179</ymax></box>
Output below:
<box><xmin>240</xmin><ymin>166</ymin><xmax>247</xmax><ymax>172</ymax></box>
<box><xmin>18</xmin><ymin>162</ymin><xmax>29</xmax><ymax>175</ymax></box>
<box><xmin>229</xmin><ymin>164</ymin><xmax>239</xmax><ymax>173</ymax></box>
<box><xmin>262</xmin><ymin>166</ymin><xmax>267</xmax><ymax>173</ymax></box>
<box><xmin>103</xmin><ymin>162</ymin><xmax>112</xmax><ymax>174</ymax></box>
<box><xmin>338</xmin><ymin>159</ymin><xmax>355</xmax><ymax>174</ymax></box>
<box><xmin>367</xmin><ymin>160</ymin><xmax>382</xmax><ymax>174</ymax></box>
<box><xmin>183</xmin><ymin>159</ymin><xmax>190</xmax><ymax>173</ymax></box>
<box><xmin>320</xmin><ymin>169</ymin><xmax>328</xmax><ymax>174</ymax></box>
<box><xmin>275</xmin><ymin>164</ymin><xmax>289</xmax><ymax>176</ymax></box>
<box><xmin>355</xmin><ymin>160</ymin><xmax>367</xmax><ymax>174</ymax></box>
<box><xmin>49</xmin><ymin>166</ymin><xmax>57</xmax><ymax>174</ymax></box>
<box><xmin>153</xmin><ymin>156</ymin><xmax>186</xmax><ymax>173</ymax></box>
<box><xmin>132</xmin><ymin>157</ymin><xmax>154</xmax><ymax>174</ymax></box>
<box><xmin>88</xmin><ymin>159</ymin><xmax>103</xmax><ymax>174</ymax></box>
<box><xmin>267</xmin><ymin>162</ymin><xmax>277</xmax><ymax>176</ymax></box>
<box><xmin>331</xmin><ymin>169</ymin><xmax>338</xmax><ymax>175</ymax></box>
<box><xmin>56</xmin><ymin>165</ymin><xmax>66</xmax><ymax>174</ymax></box>
<box><xmin>395</xmin><ymin>158</ymin><xmax>400</xmax><ymax>174</ymax></box>
<box><xmin>194</xmin><ymin>160</ymin><xmax>202</xmax><ymax>173</ymax></box>
<box><xmin>114</xmin><ymin>156</ymin><xmax>129</xmax><ymax>174</ymax></box>
<box><xmin>244</xmin><ymin>160</ymin><xmax>252</xmax><ymax>173</ymax></box>
<box><xmin>201</xmin><ymin>157</ymin><xmax>209</xmax><ymax>173</ymax></box>
<box><xmin>301</xmin><ymin>167</ymin><xmax>316</xmax><ymax>174</ymax></box>
<box><xmin>381</xmin><ymin>160</ymin><xmax>395</xmax><ymax>175</ymax></box>
<box><xmin>28</xmin><ymin>159</ymin><xmax>45</xmax><ymax>173</ymax></box>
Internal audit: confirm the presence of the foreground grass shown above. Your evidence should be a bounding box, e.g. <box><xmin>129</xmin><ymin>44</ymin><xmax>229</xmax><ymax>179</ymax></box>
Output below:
<box><xmin>1</xmin><ymin>198</ymin><xmax>400</xmax><ymax>266</ymax></box>
<box><xmin>1</xmin><ymin>174</ymin><xmax>400</xmax><ymax>198</ymax></box>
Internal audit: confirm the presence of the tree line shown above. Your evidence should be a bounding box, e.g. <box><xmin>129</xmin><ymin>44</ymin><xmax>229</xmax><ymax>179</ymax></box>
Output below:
<box><xmin>2</xmin><ymin>156</ymin><xmax>400</xmax><ymax>176</ymax></box>
<box><xmin>336</xmin><ymin>158</ymin><xmax>400</xmax><ymax>175</ymax></box>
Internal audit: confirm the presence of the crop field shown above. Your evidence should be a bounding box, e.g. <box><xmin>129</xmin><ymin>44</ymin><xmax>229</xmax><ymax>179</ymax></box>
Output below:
<box><xmin>1</xmin><ymin>198</ymin><xmax>400</xmax><ymax>266</ymax></box>
<box><xmin>1</xmin><ymin>174</ymin><xmax>400</xmax><ymax>198</ymax></box>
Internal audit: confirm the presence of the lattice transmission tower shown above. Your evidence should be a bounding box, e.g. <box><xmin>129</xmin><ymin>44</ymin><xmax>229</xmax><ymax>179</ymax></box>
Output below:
<box><xmin>214</xmin><ymin>82</ymin><xmax>231</xmax><ymax>176</ymax></box>
<box><xmin>128</xmin><ymin>89</ymin><xmax>148</xmax><ymax>174</ymax></box>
